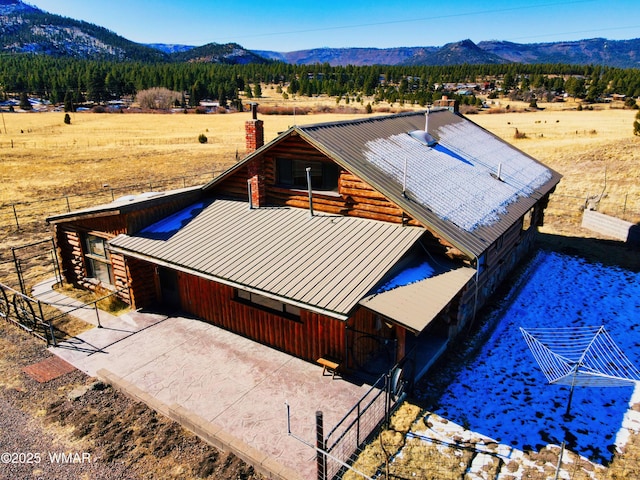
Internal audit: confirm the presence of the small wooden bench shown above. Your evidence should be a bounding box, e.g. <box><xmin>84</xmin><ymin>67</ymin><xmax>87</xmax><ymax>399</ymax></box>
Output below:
<box><xmin>317</xmin><ymin>356</ymin><xmax>341</xmax><ymax>378</ymax></box>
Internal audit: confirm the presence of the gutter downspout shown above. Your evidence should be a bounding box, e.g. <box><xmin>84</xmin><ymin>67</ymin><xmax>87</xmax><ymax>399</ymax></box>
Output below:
<box><xmin>468</xmin><ymin>253</ymin><xmax>481</xmax><ymax>332</ymax></box>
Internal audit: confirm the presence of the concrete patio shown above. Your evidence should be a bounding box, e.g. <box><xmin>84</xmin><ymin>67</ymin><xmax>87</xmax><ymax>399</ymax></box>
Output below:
<box><xmin>34</xmin><ymin>280</ymin><xmax>376</xmax><ymax>479</ymax></box>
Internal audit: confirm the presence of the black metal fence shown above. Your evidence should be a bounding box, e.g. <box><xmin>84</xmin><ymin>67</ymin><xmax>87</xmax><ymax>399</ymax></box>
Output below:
<box><xmin>321</xmin><ymin>370</ymin><xmax>406</xmax><ymax>480</ymax></box>
<box><xmin>0</xmin><ymin>282</ymin><xmax>57</xmax><ymax>345</ymax></box>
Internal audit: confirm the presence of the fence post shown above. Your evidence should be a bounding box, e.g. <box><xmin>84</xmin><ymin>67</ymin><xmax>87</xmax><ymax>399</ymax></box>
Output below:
<box><xmin>36</xmin><ymin>299</ymin><xmax>54</xmax><ymax>347</ymax></box>
<box><xmin>12</xmin><ymin>204</ymin><xmax>20</xmax><ymax>230</ymax></box>
<box><xmin>385</xmin><ymin>372</ymin><xmax>391</xmax><ymax>428</ymax></box>
<box><xmin>356</xmin><ymin>402</ymin><xmax>361</xmax><ymax>446</ymax></box>
<box><xmin>94</xmin><ymin>302</ymin><xmax>102</xmax><ymax>328</ymax></box>
<box><xmin>316</xmin><ymin>411</ymin><xmax>326</xmax><ymax>480</ymax></box>
<box><xmin>50</xmin><ymin>238</ymin><xmax>62</xmax><ymax>287</ymax></box>
<box><xmin>12</xmin><ymin>250</ymin><xmax>26</xmax><ymax>295</ymax></box>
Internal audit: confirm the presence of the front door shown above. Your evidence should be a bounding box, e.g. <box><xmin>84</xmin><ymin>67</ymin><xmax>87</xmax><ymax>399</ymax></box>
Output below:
<box><xmin>158</xmin><ymin>267</ymin><xmax>181</xmax><ymax>311</ymax></box>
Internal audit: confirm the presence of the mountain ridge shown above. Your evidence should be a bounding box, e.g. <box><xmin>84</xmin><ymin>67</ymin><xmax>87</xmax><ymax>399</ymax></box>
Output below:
<box><xmin>252</xmin><ymin>38</ymin><xmax>640</xmax><ymax>68</ymax></box>
<box><xmin>2</xmin><ymin>1</ymin><xmax>639</xmax><ymax>68</ymax></box>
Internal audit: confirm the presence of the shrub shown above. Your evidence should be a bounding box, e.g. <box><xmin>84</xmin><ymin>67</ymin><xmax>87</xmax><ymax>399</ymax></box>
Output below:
<box><xmin>64</xmin><ymin>113</ymin><xmax>71</xmax><ymax>125</ymax></box>
<box><xmin>198</xmin><ymin>133</ymin><xmax>208</xmax><ymax>144</ymax></box>
<box><xmin>514</xmin><ymin>128</ymin><xmax>527</xmax><ymax>139</ymax></box>
<box><xmin>136</xmin><ymin>87</ymin><xmax>181</xmax><ymax>110</ymax></box>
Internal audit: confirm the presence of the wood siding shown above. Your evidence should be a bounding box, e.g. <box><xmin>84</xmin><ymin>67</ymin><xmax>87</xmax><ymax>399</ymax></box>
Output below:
<box><xmin>176</xmin><ymin>272</ymin><xmax>345</xmax><ymax>363</ymax></box>
<box><xmin>152</xmin><ymin>269</ymin><xmax>401</xmax><ymax>369</ymax></box>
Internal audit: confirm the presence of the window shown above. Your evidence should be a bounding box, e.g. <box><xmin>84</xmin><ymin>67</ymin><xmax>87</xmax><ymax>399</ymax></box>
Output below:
<box><xmin>276</xmin><ymin>158</ymin><xmax>339</xmax><ymax>192</ymax></box>
<box><xmin>235</xmin><ymin>289</ymin><xmax>301</xmax><ymax>320</ymax></box>
<box><xmin>84</xmin><ymin>234</ymin><xmax>113</xmax><ymax>285</ymax></box>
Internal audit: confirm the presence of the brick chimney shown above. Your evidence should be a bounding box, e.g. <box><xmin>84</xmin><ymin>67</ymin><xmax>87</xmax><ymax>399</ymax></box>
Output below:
<box><xmin>245</xmin><ymin>103</ymin><xmax>264</xmax><ymax>152</ymax></box>
<box><xmin>245</xmin><ymin>103</ymin><xmax>266</xmax><ymax>207</ymax></box>
<box><xmin>434</xmin><ymin>95</ymin><xmax>459</xmax><ymax>114</ymax></box>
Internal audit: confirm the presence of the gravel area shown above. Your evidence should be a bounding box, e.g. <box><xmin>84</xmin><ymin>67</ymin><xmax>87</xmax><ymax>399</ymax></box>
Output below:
<box><xmin>0</xmin><ymin>393</ymin><xmax>131</xmax><ymax>479</ymax></box>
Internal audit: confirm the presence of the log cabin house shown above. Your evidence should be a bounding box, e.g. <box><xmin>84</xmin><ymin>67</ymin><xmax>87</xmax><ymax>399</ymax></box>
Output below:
<box><xmin>47</xmin><ymin>104</ymin><xmax>561</xmax><ymax>383</ymax></box>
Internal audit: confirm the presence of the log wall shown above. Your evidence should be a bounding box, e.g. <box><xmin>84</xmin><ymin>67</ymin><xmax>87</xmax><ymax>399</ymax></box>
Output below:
<box><xmin>55</xmin><ymin>227</ymin><xmax>85</xmax><ymax>286</ymax></box>
<box><xmin>210</xmin><ymin>136</ymin><xmax>417</xmax><ymax>225</ymax></box>
<box><xmin>126</xmin><ymin>258</ymin><xmax>157</xmax><ymax>309</ymax></box>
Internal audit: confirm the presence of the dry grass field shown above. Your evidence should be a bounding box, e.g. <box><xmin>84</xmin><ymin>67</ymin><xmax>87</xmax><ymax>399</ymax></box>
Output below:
<box><xmin>2</xmin><ymin>100</ymin><xmax>638</xmax><ymax>233</ymax></box>
<box><xmin>472</xmin><ymin>105</ymin><xmax>640</xmax><ymax>235</ymax></box>
<box><xmin>0</xmin><ymin>109</ymin><xmax>370</xmax><ymax>204</ymax></box>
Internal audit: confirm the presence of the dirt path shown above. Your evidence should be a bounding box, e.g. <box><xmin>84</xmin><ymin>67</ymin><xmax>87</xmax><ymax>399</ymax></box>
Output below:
<box><xmin>0</xmin><ymin>322</ymin><xmax>265</xmax><ymax>480</ymax></box>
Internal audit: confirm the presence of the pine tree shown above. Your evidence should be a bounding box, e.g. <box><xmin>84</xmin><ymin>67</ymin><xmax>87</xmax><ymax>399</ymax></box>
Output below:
<box><xmin>64</xmin><ymin>91</ymin><xmax>74</xmax><ymax>112</ymax></box>
<box><xmin>19</xmin><ymin>92</ymin><xmax>32</xmax><ymax>110</ymax></box>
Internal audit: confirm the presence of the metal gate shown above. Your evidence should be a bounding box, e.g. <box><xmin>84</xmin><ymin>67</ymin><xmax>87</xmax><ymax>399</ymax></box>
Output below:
<box><xmin>10</xmin><ymin>238</ymin><xmax>61</xmax><ymax>295</ymax></box>
<box><xmin>0</xmin><ymin>282</ymin><xmax>57</xmax><ymax>345</ymax></box>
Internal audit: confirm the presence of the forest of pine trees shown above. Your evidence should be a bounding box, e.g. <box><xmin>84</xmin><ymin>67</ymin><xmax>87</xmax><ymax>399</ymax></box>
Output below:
<box><xmin>1</xmin><ymin>55</ymin><xmax>639</xmax><ymax>109</ymax></box>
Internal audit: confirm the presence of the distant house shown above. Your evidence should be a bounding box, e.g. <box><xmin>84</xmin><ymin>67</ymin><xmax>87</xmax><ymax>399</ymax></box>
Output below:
<box><xmin>48</xmin><ymin>105</ymin><xmax>560</xmax><ymax>382</ymax></box>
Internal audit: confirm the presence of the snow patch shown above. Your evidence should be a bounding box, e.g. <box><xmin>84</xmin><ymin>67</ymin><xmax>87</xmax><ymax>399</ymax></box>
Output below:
<box><xmin>418</xmin><ymin>251</ymin><xmax>640</xmax><ymax>463</ymax></box>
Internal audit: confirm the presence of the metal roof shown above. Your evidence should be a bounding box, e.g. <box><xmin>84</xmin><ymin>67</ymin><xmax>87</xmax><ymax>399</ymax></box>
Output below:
<box><xmin>46</xmin><ymin>186</ymin><xmax>202</xmax><ymax>224</ymax></box>
<box><xmin>292</xmin><ymin>109</ymin><xmax>561</xmax><ymax>258</ymax></box>
<box><xmin>109</xmin><ymin>198</ymin><xmax>425</xmax><ymax>319</ymax></box>
<box><xmin>359</xmin><ymin>264</ymin><xmax>476</xmax><ymax>334</ymax></box>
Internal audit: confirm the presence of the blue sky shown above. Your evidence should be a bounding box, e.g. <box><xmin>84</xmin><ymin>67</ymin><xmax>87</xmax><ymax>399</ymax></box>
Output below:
<box><xmin>30</xmin><ymin>0</ymin><xmax>640</xmax><ymax>51</ymax></box>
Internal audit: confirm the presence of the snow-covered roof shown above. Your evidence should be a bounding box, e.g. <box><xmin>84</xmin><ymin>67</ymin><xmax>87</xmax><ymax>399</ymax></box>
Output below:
<box><xmin>364</xmin><ymin>120</ymin><xmax>552</xmax><ymax>232</ymax></box>
<box><xmin>291</xmin><ymin>109</ymin><xmax>561</xmax><ymax>258</ymax></box>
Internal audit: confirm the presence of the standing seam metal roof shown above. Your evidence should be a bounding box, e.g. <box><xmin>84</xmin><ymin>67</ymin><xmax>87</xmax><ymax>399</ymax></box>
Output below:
<box><xmin>293</xmin><ymin>109</ymin><xmax>561</xmax><ymax>258</ymax></box>
<box><xmin>109</xmin><ymin>198</ymin><xmax>425</xmax><ymax>318</ymax></box>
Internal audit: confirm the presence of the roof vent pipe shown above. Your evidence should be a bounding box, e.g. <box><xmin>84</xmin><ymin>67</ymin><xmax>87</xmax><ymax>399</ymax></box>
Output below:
<box><xmin>247</xmin><ymin>179</ymin><xmax>253</xmax><ymax>209</ymax></box>
<box><xmin>497</xmin><ymin>163</ymin><xmax>502</xmax><ymax>181</ymax></box>
<box><xmin>250</xmin><ymin>102</ymin><xmax>258</xmax><ymax>120</ymax></box>
<box><xmin>425</xmin><ymin>107</ymin><xmax>431</xmax><ymax>133</ymax></box>
<box><xmin>306</xmin><ymin>167</ymin><xmax>314</xmax><ymax>217</ymax></box>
